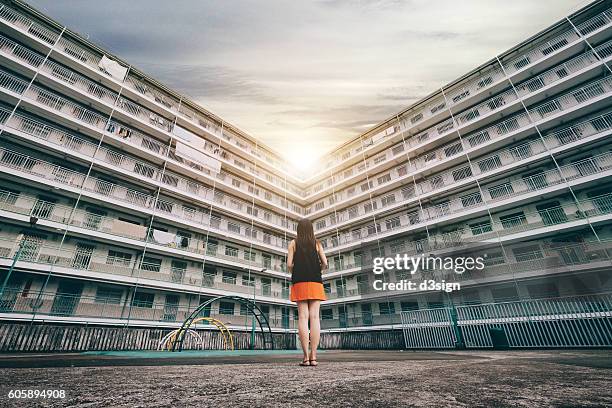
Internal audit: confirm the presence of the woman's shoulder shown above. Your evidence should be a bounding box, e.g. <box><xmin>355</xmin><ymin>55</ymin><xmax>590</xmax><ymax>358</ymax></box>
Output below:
<box><xmin>289</xmin><ymin>239</ymin><xmax>296</xmax><ymax>247</ymax></box>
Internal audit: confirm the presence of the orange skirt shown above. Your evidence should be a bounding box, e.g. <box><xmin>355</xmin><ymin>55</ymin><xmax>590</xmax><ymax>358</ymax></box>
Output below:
<box><xmin>290</xmin><ymin>282</ymin><xmax>327</xmax><ymax>302</ymax></box>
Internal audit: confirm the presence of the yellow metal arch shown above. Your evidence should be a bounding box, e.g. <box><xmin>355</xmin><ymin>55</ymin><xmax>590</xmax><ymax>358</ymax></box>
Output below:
<box><xmin>162</xmin><ymin>317</ymin><xmax>234</xmax><ymax>351</ymax></box>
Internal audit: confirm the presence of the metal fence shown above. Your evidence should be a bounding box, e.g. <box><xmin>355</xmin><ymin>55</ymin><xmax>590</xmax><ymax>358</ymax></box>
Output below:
<box><xmin>401</xmin><ymin>293</ymin><xmax>612</xmax><ymax>349</ymax></box>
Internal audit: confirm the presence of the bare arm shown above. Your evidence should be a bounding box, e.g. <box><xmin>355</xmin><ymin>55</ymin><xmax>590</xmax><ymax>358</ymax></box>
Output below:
<box><xmin>317</xmin><ymin>241</ymin><xmax>328</xmax><ymax>270</ymax></box>
<box><xmin>287</xmin><ymin>240</ymin><xmax>295</xmax><ymax>273</ymax></box>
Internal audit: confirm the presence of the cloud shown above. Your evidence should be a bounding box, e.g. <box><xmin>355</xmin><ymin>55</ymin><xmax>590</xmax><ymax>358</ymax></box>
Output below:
<box><xmin>26</xmin><ymin>0</ymin><xmax>585</xmax><ymax>160</ymax></box>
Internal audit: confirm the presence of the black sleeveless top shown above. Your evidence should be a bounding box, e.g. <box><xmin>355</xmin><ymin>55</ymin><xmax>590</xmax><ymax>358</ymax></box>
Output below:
<box><xmin>291</xmin><ymin>241</ymin><xmax>322</xmax><ymax>284</ymax></box>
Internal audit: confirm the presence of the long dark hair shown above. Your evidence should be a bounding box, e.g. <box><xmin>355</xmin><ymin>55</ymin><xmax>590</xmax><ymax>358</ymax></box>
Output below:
<box><xmin>296</xmin><ymin>218</ymin><xmax>316</xmax><ymax>254</ymax></box>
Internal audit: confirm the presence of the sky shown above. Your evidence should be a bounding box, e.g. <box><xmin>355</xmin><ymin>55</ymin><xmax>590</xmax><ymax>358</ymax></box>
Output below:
<box><xmin>28</xmin><ymin>0</ymin><xmax>587</xmax><ymax>166</ymax></box>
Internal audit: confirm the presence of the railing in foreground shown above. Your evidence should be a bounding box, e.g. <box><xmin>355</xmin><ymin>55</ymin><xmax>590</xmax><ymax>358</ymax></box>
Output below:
<box><xmin>401</xmin><ymin>292</ymin><xmax>612</xmax><ymax>349</ymax></box>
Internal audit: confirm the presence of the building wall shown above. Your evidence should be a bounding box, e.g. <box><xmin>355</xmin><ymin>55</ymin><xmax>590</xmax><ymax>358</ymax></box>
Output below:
<box><xmin>0</xmin><ymin>0</ymin><xmax>611</xmax><ymax>349</ymax></box>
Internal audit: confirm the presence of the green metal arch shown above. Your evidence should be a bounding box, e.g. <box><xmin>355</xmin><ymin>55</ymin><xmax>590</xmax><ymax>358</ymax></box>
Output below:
<box><xmin>171</xmin><ymin>295</ymin><xmax>274</xmax><ymax>351</ymax></box>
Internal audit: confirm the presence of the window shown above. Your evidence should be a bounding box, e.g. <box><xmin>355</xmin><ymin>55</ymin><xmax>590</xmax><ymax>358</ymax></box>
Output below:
<box><xmin>470</xmin><ymin>221</ymin><xmax>492</xmax><ymax>235</ymax></box>
<box><xmin>316</xmin><ymin>220</ymin><xmax>326</xmax><ymax>229</ymax></box>
<box><xmin>407</xmin><ymin>211</ymin><xmax>420</xmax><ymax>225</ymax></box>
<box><xmin>392</xmin><ymin>144</ymin><xmax>404</xmax><ymax>155</ymax></box>
<box><xmin>262</xmin><ymin>254</ymin><xmax>272</xmax><ymax>268</ymax></box>
<box><xmin>492</xmin><ymin>286</ymin><xmax>519</xmax><ymax>302</ymax></box>
<box><xmin>527</xmin><ymin>283</ymin><xmax>559</xmax><ymax>299</ymax></box>
<box><xmin>227</xmin><ymin>222</ymin><xmax>240</xmax><ymax>234</ymax></box>
<box><xmin>489</xmin><ymin>182</ymin><xmax>514</xmax><ymax>200</ymax></box>
<box><xmin>360</xmin><ymin>181</ymin><xmax>373</xmax><ymax>191</ymax></box>
<box><xmin>477</xmin><ymin>76</ymin><xmax>493</xmax><ymax>89</ymax></box>
<box><xmin>364</xmin><ymin>201</ymin><xmax>377</xmax><ymax>213</ymax></box>
<box><xmin>390</xmin><ymin>241</ymin><xmax>405</xmax><ymax>254</ymax></box>
<box><xmin>225</xmin><ymin>246</ymin><xmax>239</xmax><ymax>257</ymax></box>
<box><xmin>95</xmin><ymin>287</ymin><xmax>122</xmax><ymax>304</ymax></box>
<box><xmin>512</xmin><ymin>245</ymin><xmax>543</xmax><ymax>262</ymax></box>
<box><xmin>401</xmin><ymin>301</ymin><xmax>419</xmax><ymax>311</ymax></box>
<box><xmin>367</xmin><ymin>223</ymin><xmax>381</xmax><ymax>236</ymax></box>
<box><xmin>461</xmin><ymin>192</ymin><xmax>482</xmax><ymax>208</ymax></box>
<box><xmin>379</xmin><ymin>302</ymin><xmax>396</xmax><ymax>315</ymax></box>
<box><xmin>541</xmin><ymin>38</ymin><xmax>568</xmax><ymax>55</ymax></box>
<box><xmin>478</xmin><ymin>156</ymin><xmax>502</xmax><ymax>173</ymax></box>
<box><xmin>244</xmin><ymin>250</ymin><xmax>256</xmax><ymax>262</ymax></box>
<box><xmin>321</xmin><ymin>309</ymin><xmax>333</xmax><ymax>320</ymax></box>
<box><xmin>131</xmin><ymin>292</ymin><xmax>154</xmax><ymax>308</ymax></box>
<box><xmin>134</xmin><ymin>162</ymin><xmax>155</xmax><ymax>178</ymax></box>
<box><xmin>523</xmin><ymin>172</ymin><xmax>548</xmax><ymax>190</ymax></box>
<box><xmin>444</xmin><ymin>143</ymin><xmax>463</xmax><ymax>158</ymax></box>
<box><xmin>484</xmin><ymin>251</ymin><xmax>506</xmax><ymax>266</ymax></box>
<box><xmin>536</xmin><ymin>201</ymin><xmax>567</xmax><ymax>225</ymax></box>
<box><xmin>240</xmin><ymin>303</ymin><xmax>249</xmax><ymax>316</ymax></box>
<box><xmin>397</xmin><ymin>165</ymin><xmax>408</xmax><ymax>177</ymax></box>
<box><xmin>219</xmin><ymin>301</ymin><xmax>235</xmax><ymax>315</ymax></box>
<box><xmin>452</xmin><ymin>166</ymin><xmax>472</xmax><ymax>181</ymax></box>
<box><xmin>509</xmin><ymin>143</ymin><xmax>532</xmax><ymax>161</ymax></box>
<box><xmin>381</xmin><ymin>194</ymin><xmax>396</xmax><ymax>207</ymax></box>
<box><xmin>242</xmin><ymin>275</ymin><xmax>255</xmax><ymax>287</ymax></box>
<box><xmin>401</xmin><ymin>185</ymin><xmax>415</xmax><ymax>199</ymax></box>
<box><xmin>513</xmin><ymin>55</ymin><xmax>530</xmax><ymax>71</ymax></box>
<box><xmin>500</xmin><ymin>212</ymin><xmax>527</xmax><ymax>229</ymax></box>
<box><xmin>142</xmin><ymin>256</ymin><xmax>161</xmax><ymax>273</ymax></box>
<box><xmin>106</xmin><ymin>250</ymin><xmax>132</xmax><ymax>267</ymax></box>
<box><xmin>222</xmin><ymin>271</ymin><xmax>237</xmax><ymax>284</ymax></box>
<box><xmin>385</xmin><ymin>217</ymin><xmax>400</xmax><ymax>230</ymax></box>
<box><xmin>468</xmin><ymin>130</ymin><xmax>491</xmax><ymax>147</ymax></box>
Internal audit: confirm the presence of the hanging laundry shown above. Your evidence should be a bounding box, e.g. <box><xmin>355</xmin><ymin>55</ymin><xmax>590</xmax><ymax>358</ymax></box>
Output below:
<box><xmin>98</xmin><ymin>55</ymin><xmax>128</xmax><ymax>81</ymax></box>
<box><xmin>152</xmin><ymin>229</ymin><xmax>175</xmax><ymax>245</ymax></box>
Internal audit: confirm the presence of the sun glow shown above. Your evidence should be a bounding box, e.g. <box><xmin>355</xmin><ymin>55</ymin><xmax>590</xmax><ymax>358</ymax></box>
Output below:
<box><xmin>284</xmin><ymin>145</ymin><xmax>320</xmax><ymax>175</ymax></box>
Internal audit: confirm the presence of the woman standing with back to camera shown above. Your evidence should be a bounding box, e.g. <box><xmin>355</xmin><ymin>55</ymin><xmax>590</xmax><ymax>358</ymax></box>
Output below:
<box><xmin>287</xmin><ymin>218</ymin><xmax>328</xmax><ymax>367</ymax></box>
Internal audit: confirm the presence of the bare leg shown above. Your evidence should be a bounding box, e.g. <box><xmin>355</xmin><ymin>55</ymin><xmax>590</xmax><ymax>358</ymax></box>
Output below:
<box><xmin>297</xmin><ymin>300</ymin><xmax>310</xmax><ymax>362</ymax></box>
<box><xmin>308</xmin><ymin>300</ymin><xmax>321</xmax><ymax>363</ymax></box>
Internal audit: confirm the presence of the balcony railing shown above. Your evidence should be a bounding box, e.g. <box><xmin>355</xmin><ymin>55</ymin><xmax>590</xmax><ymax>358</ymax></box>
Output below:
<box><xmin>0</xmin><ymin>68</ymin><xmax>304</xmax><ymax>218</ymax></box>
<box><xmin>322</xmin><ymin>184</ymin><xmax>612</xmax><ymax>253</ymax></box>
<box><xmin>0</xmin><ymin>106</ymin><xmax>298</xmax><ymax>232</ymax></box>
<box><xmin>0</xmin><ymin>289</ymin><xmax>294</xmax><ymax>328</ymax></box>
<box><xmin>324</xmin><ymin>241</ymin><xmax>612</xmax><ymax>300</ymax></box>
<box><xmin>310</xmin><ymin>8</ymin><xmax>612</xmax><ymax>179</ymax></box>
<box><xmin>307</xmin><ymin>44</ymin><xmax>612</xmax><ymax>207</ymax></box>
<box><xmin>0</xmin><ymin>146</ymin><xmax>294</xmax><ymax>253</ymax></box>
<box><xmin>0</xmin><ymin>189</ymin><xmax>294</xmax><ymax>277</ymax></box>
<box><xmin>0</xmin><ymin>234</ymin><xmax>291</xmax><ymax>297</ymax></box>
<box><xmin>315</xmin><ymin>111</ymin><xmax>612</xmax><ymax>241</ymax></box>
<box><xmin>0</xmin><ymin>5</ymin><xmax>299</xmax><ymax>184</ymax></box>
<box><xmin>309</xmin><ymin>75</ymin><xmax>612</xmax><ymax>224</ymax></box>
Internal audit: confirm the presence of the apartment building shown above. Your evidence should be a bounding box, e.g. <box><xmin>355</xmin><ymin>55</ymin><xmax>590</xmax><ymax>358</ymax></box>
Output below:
<box><xmin>0</xmin><ymin>0</ymin><xmax>611</xmax><ymax>349</ymax></box>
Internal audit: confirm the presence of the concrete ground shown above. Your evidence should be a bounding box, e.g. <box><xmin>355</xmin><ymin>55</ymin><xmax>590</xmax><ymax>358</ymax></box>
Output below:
<box><xmin>0</xmin><ymin>350</ymin><xmax>611</xmax><ymax>407</ymax></box>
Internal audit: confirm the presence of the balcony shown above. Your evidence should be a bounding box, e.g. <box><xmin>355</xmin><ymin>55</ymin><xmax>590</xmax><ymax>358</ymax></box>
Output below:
<box><xmin>310</xmin><ymin>76</ymin><xmax>612</xmax><ymax>226</ymax></box>
<box><xmin>316</xmin><ymin>109</ymin><xmax>612</xmax><ymax>242</ymax></box>
<box><xmin>324</xmin><ymin>240</ymin><xmax>612</xmax><ymax>301</ymax></box>
<box><xmin>0</xmin><ymin>107</ymin><xmax>299</xmax><ymax>234</ymax></box>
<box><xmin>0</xmin><ymin>289</ymin><xmax>295</xmax><ymax>329</ymax></box>
<box><xmin>318</xmin><ymin>183</ymin><xmax>612</xmax><ymax>274</ymax></box>
<box><xmin>307</xmin><ymin>43</ymin><xmax>612</xmax><ymax>206</ymax></box>
<box><xmin>0</xmin><ymin>189</ymin><xmax>296</xmax><ymax>279</ymax></box>
<box><xmin>0</xmin><ymin>233</ymin><xmax>291</xmax><ymax>302</ymax></box>
<box><xmin>0</xmin><ymin>149</ymin><xmax>294</xmax><ymax>256</ymax></box>
<box><xmin>0</xmin><ymin>5</ymin><xmax>301</xmax><ymax>185</ymax></box>
<box><xmin>0</xmin><ymin>68</ymin><xmax>305</xmax><ymax>218</ymax></box>
<box><xmin>305</xmin><ymin>8</ymin><xmax>612</xmax><ymax>183</ymax></box>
